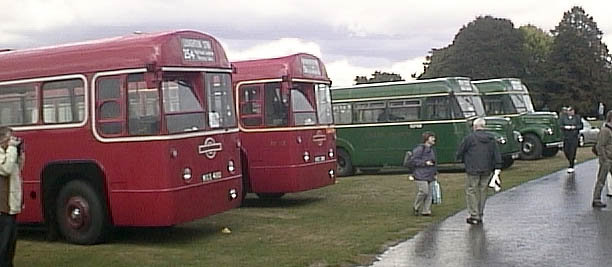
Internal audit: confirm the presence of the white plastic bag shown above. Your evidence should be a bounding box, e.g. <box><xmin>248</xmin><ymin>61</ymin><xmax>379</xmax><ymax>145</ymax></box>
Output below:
<box><xmin>432</xmin><ymin>180</ymin><xmax>442</xmax><ymax>204</ymax></box>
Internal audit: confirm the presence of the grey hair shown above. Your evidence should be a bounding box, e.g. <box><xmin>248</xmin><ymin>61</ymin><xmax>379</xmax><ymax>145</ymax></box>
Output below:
<box><xmin>473</xmin><ymin>118</ymin><xmax>486</xmax><ymax>129</ymax></box>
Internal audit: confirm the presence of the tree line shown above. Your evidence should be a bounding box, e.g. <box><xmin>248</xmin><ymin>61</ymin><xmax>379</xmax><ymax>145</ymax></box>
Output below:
<box><xmin>358</xmin><ymin>6</ymin><xmax>612</xmax><ymax>116</ymax></box>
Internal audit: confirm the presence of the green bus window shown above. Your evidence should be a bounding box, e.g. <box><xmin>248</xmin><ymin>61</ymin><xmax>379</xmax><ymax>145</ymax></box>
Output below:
<box><xmin>0</xmin><ymin>83</ymin><xmax>38</xmax><ymax>126</ymax></box>
<box><xmin>354</xmin><ymin>101</ymin><xmax>385</xmax><ymax>123</ymax></box>
<box><xmin>387</xmin><ymin>100</ymin><xmax>421</xmax><ymax>122</ymax></box>
<box><xmin>332</xmin><ymin>103</ymin><xmax>352</xmax><ymax>124</ymax></box>
<box><xmin>424</xmin><ymin>96</ymin><xmax>450</xmax><ymax>120</ymax></box>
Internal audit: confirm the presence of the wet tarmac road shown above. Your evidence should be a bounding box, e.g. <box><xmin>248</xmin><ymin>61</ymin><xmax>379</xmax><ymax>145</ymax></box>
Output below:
<box><xmin>369</xmin><ymin>159</ymin><xmax>612</xmax><ymax>267</ymax></box>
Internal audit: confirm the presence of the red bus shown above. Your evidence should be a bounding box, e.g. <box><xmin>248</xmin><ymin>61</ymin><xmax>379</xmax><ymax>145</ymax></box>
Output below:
<box><xmin>232</xmin><ymin>53</ymin><xmax>336</xmax><ymax>199</ymax></box>
<box><xmin>0</xmin><ymin>30</ymin><xmax>242</xmax><ymax>244</ymax></box>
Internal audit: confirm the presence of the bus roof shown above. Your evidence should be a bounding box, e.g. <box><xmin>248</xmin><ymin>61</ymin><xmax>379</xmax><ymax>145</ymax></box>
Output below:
<box><xmin>0</xmin><ymin>30</ymin><xmax>230</xmax><ymax>82</ymax></box>
<box><xmin>232</xmin><ymin>53</ymin><xmax>329</xmax><ymax>83</ymax></box>
<box><xmin>472</xmin><ymin>78</ymin><xmax>527</xmax><ymax>93</ymax></box>
<box><xmin>331</xmin><ymin>77</ymin><xmax>473</xmax><ymax>100</ymax></box>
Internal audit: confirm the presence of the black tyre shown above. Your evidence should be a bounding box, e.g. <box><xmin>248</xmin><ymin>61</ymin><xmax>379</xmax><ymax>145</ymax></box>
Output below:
<box><xmin>579</xmin><ymin>135</ymin><xmax>585</xmax><ymax>147</ymax></box>
<box><xmin>56</xmin><ymin>180</ymin><xmax>109</xmax><ymax>245</ymax></box>
<box><xmin>337</xmin><ymin>148</ymin><xmax>355</xmax><ymax>177</ymax></box>
<box><xmin>520</xmin><ymin>134</ymin><xmax>543</xmax><ymax>160</ymax></box>
<box><xmin>256</xmin><ymin>193</ymin><xmax>285</xmax><ymax>199</ymax></box>
<box><xmin>542</xmin><ymin>147</ymin><xmax>559</xmax><ymax>157</ymax></box>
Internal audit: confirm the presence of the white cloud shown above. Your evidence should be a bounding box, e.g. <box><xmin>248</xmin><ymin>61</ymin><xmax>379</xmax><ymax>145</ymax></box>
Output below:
<box><xmin>327</xmin><ymin>56</ymin><xmax>426</xmax><ymax>87</ymax></box>
<box><xmin>225</xmin><ymin>38</ymin><xmax>322</xmax><ymax>62</ymax></box>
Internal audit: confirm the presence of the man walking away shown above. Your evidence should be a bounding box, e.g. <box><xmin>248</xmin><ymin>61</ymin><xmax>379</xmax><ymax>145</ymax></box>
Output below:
<box><xmin>592</xmin><ymin>111</ymin><xmax>612</xmax><ymax>208</ymax></box>
<box><xmin>456</xmin><ymin>118</ymin><xmax>502</xmax><ymax>225</ymax></box>
<box><xmin>559</xmin><ymin>106</ymin><xmax>583</xmax><ymax>173</ymax></box>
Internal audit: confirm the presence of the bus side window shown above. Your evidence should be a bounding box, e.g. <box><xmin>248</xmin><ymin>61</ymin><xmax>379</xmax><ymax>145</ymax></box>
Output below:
<box><xmin>332</xmin><ymin>103</ymin><xmax>352</xmax><ymax>124</ymax></box>
<box><xmin>388</xmin><ymin>100</ymin><xmax>420</xmax><ymax>122</ymax></box>
<box><xmin>239</xmin><ymin>85</ymin><xmax>263</xmax><ymax>127</ymax></box>
<box><xmin>425</xmin><ymin>96</ymin><xmax>450</xmax><ymax>120</ymax></box>
<box><xmin>353</xmin><ymin>101</ymin><xmax>385</xmax><ymax>123</ymax></box>
<box><xmin>42</xmin><ymin>79</ymin><xmax>85</xmax><ymax>124</ymax></box>
<box><xmin>128</xmin><ymin>74</ymin><xmax>160</xmax><ymax>135</ymax></box>
<box><xmin>0</xmin><ymin>83</ymin><xmax>38</xmax><ymax>126</ymax></box>
<box><xmin>96</xmin><ymin>77</ymin><xmax>125</xmax><ymax>135</ymax></box>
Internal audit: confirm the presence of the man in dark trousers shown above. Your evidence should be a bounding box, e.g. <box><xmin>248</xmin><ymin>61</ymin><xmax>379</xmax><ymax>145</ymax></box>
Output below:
<box><xmin>560</xmin><ymin>106</ymin><xmax>583</xmax><ymax>173</ymax></box>
<box><xmin>456</xmin><ymin>118</ymin><xmax>502</xmax><ymax>225</ymax></box>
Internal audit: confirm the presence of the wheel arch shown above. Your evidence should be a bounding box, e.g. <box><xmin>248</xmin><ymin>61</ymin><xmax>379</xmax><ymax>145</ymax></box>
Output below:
<box><xmin>41</xmin><ymin>160</ymin><xmax>111</xmax><ymax>227</ymax></box>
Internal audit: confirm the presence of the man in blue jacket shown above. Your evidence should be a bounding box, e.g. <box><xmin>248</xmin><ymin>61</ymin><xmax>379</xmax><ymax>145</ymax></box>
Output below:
<box><xmin>456</xmin><ymin>118</ymin><xmax>502</xmax><ymax>225</ymax></box>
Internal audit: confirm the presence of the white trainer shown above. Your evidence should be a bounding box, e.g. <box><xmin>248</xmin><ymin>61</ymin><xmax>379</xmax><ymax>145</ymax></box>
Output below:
<box><xmin>567</xmin><ymin>168</ymin><xmax>575</xmax><ymax>173</ymax></box>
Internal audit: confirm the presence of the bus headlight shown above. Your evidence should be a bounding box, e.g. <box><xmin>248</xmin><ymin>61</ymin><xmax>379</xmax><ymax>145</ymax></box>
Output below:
<box><xmin>497</xmin><ymin>137</ymin><xmax>507</xmax><ymax>145</ymax></box>
<box><xmin>545</xmin><ymin>128</ymin><xmax>554</xmax><ymax>135</ymax></box>
<box><xmin>514</xmin><ymin>131</ymin><xmax>523</xmax><ymax>143</ymax></box>
<box><xmin>229</xmin><ymin>189</ymin><xmax>238</xmax><ymax>200</ymax></box>
<box><xmin>303</xmin><ymin>151</ymin><xmax>310</xmax><ymax>162</ymax></box>
<box><xmin>182</xmin><ymin>168</ymin><xmax>192</xmax><ymax>180</ymax></box>
<box><xmin>228</xmin><ymin>160</ymin><xmax>235</xmax><ymax>173</ymax></box>
<box><xmin>328</xmin><ymin>149</ymin><xmax>334</xmax><ymax>158</ymax></box>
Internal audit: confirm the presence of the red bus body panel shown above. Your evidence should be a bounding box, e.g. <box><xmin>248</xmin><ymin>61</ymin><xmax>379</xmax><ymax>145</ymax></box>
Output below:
<box><xmin>233</xmin><ymin>53</ymin><xmax>336</xmax><ymax>194</ymax></box>
<box><xmin>0</xmin><ymin>30</ymin><xmax>242</xmax><ymax>227</ymax></box>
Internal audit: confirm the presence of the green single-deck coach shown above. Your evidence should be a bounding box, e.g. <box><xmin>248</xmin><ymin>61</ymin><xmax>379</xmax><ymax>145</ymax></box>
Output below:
<box><xmin>472</xmin><ymin>78</ymin><xmax>564</xmax><ymax>160</ymax></box>
<box><xmin>331</xmin><ymin>77</ymin><xmax>521</xmax><ymax>176</ymax></box>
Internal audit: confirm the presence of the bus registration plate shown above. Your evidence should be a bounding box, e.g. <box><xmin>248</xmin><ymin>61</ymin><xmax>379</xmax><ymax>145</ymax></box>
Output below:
<box><xmin>314</xmin><ymin>156</ymin><xmax>326</xmax><ymax>162</ymax></box>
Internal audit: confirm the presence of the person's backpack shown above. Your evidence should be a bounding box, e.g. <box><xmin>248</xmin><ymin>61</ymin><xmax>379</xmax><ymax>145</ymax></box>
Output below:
<box><xmin>403</xmin><ymin>145</ymin><xmax>422</xmax><ymax>173</ymax></box>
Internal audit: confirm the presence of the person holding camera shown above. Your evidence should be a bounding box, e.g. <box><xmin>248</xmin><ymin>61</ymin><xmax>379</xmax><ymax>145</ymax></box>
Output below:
<box><xmin>0</xmin><ymin>127</ymin><xmax>24</xmax><ymax>267</ymax></box>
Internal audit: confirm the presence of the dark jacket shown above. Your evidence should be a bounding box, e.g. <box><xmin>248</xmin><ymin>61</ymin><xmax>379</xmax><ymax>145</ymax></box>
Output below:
<box><xmin>559</xmin><ymin>113</ymin><xmax>583</xmax><ymax>139</ymax></box>
<box><xmin>412</xmin><ymin>144</ymin><xmax>437</xmax><ymax>181</ymax></box>
<box><xmin>456</xmin><ymin>130</ymin><xmax>502</xmax><ymax>175</ymax></box>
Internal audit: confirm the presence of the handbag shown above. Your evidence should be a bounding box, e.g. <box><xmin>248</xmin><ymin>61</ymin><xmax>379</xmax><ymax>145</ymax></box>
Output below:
<box><xmin>431</xmin><ymin>180</ymin><xmax>442</xmax><ymax>204</ymax></box>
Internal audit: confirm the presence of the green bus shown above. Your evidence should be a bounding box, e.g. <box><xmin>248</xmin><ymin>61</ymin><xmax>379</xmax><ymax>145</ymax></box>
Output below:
<box><xmin>331</xmin><ymin>77</ymin><xmax>521</xmax><ymax>176</ymax></box>
<box><xmin>472</xmin><ymin>78</ymin><xmax>564</xmax><ymax>160</ymax></box>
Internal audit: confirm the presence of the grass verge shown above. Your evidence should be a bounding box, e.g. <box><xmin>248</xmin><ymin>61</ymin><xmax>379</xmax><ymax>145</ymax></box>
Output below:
<box><xmin>15</xmin><ymin>147</ymin><xmax>596</xmax><ymax>266</ymax></box>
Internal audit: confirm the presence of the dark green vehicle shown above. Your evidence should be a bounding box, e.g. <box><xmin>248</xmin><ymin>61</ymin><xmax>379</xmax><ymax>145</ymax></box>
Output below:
<box><xmin>331</xmin><ymin>77</ymin><xmax>521</xmax><ymax>176</ymax></box>
<box><xmin>472</xmin><ymin>78</ymin><xmax>564</xmax><ymax>160</ymax></box>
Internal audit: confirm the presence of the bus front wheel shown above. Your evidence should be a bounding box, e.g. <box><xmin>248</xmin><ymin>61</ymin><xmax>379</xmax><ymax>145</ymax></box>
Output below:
<box><xmin>520</xmin><ymin>134</ymin><xmax>542</xmax><ymax>160</ymax></box>
<box><xmin>337</xmin><ymin>149</ymin><xmax>354</xmax><ymax>177</ymax></box>
<box><xmin>56</xmin><ymin>180</ymin><xmax>109</xmax><ymax>245</ymax></box>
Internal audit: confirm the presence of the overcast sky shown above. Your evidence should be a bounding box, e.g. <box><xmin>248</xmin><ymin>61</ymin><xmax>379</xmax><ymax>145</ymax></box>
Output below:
<box><xmin>2</xmin><ymin>0</ymin><xmax>611</xmax><ymax>86</ymax></box>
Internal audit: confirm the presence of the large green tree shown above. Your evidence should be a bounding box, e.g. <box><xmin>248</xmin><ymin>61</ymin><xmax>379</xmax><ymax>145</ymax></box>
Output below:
<box><xmin>419</xmin><ymin>16</ymin><xmax>528</xmax><ymax>80</ymax></box>
<box><xmin>543</xmin><ymin>6</ymin><xmax>612</xmax><ymax>114</ymax></box>
<box><xmin>519</xmin><ymin>25</ymin><xmax>554</xmax><ymax>109</ymax></box>
<box><xmin>355</xmin><ymin>71</ymin><xmax>403</xmax><ymax>84</ymax></box>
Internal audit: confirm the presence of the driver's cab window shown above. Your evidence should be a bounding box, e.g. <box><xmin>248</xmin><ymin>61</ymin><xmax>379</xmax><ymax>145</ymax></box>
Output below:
<box><xmin>162</xmin><ymin>73</ymin><xmax>206</xmax><ymax>133</ymax></box>
<box><xmin>264</xmin><ymin>83</ymin><xmax>288</xmax><ymax>127</ymax></box>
